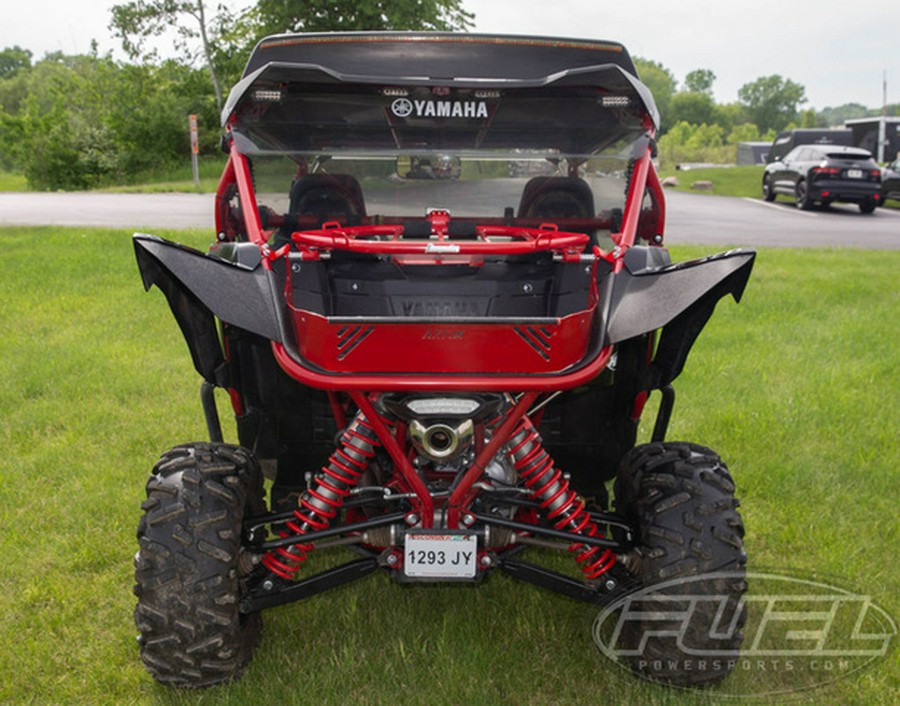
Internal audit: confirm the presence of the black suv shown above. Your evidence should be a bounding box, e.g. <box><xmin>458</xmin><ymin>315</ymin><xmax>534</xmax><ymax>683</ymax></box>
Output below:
<box><xmin>762</xmin><ymin>145</ymin><xmax>882</xmax><ymax>212</ymax></box>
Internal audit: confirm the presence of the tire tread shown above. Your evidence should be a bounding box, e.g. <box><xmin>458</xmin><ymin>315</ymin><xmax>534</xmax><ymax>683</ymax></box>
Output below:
<box><xmin>614</xmin><ymin>441</ymin><xmax>747</xmax><ymax>687</ymax></box>
<box><xmin>134</xmin><ymin>442</ymin><xmax>264</xmax><ymax>688</ymax></box>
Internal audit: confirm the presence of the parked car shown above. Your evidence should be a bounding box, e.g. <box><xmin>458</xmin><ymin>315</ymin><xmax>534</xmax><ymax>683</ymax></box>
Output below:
<box><xmin>762</xmin><ymin>145</ymin><xmax>882</xmax><ymax>212</ymax></box>
<box><xmin>881</xmin><ymin>158</ymin><xmax>900</xmax><ymax>203</ymax></box>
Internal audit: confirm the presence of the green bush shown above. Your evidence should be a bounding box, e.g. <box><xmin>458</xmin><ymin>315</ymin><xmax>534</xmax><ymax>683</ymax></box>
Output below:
<box><xmin>0</xmin><ymin>54</ymin><xmax>218</xmax><ymax>190</ymax></box>
<box><xmin>657</xmin><ymin>121</ymin><xmax>734</xmax><ymax>167</ymax></box>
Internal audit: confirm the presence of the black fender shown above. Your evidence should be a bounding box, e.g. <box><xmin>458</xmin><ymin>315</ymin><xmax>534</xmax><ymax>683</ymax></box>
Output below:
<box><xmin>133</xmin><ymin>234</ymin><xmax>282</xmax><ymax>384</ymax></box>
<box><xmin>605</xmin><ymin>249</ymin><xmax>755</xmax><ymax>388</ymax></box>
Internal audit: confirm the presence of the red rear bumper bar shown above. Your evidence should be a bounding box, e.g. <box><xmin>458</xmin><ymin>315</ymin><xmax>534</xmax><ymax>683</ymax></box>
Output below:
<box><xmin>272</xmin><ymin>342</ymin><xmax>613</xmax><ymax>392</ymax></box>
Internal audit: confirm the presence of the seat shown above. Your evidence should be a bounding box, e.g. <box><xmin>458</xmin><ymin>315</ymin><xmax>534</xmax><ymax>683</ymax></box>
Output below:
<box><xmin>288</xmin><ymin>173</ymin><xmax>367</xmax><ymax>226</ymax></box>
<box><xmin>516</xmin><ymin>176</ymin><xmax>595</xmax><ymax>220</ymax></box>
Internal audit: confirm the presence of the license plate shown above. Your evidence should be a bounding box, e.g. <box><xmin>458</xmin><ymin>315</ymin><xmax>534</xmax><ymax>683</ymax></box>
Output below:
<box><xmin>846</xmin><ymin>169</ymin><xmax>863</xmax><ymax>179</ymax></box>
<box><xmin>403</xmin><ymin>532</ymin><xmax>477</xmax><ymax>578</ymax></box>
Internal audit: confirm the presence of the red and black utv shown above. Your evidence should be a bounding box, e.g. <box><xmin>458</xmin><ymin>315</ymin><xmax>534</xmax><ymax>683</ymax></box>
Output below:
<box><xmin>133</xmin><ymin>32</ymin><xmax>753</xmax><ymax>688</ymax></box>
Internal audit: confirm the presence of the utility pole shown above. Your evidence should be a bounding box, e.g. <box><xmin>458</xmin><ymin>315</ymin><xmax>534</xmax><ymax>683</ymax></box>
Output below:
<box><xmin>189</xmin><ymin>114</ymin><xmax>200</xmax><ymax>188</ymax></box>
<box><xmin>878</xmin><ymin>71</ymin><xmax>887</xmax><ymax>162</ymax></box>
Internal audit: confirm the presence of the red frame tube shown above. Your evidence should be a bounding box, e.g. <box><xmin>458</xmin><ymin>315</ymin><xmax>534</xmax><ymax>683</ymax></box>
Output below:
<box><xmin>349</xmin><ymin>392</ymin><xmax>434</xmax><ymax>527</ymax></box>
<box><xmin>291</xmin><ymin>225</ymin><xmax>589</xmax><ymax>256</ymax></box>
<box><xmin>611</xmin><ymin>148</ymin><xmax>651</xmax><ymax>256</ymax></box>
<box><xmin>229</xmin><ymin>143</ymin><xmax>267</xmax><ymax>247</ymax></box>
<box><xmin>272</xmin><ymin>342</ymin><xmax>613</xmax><ymax>392</ymax></box>
<box><xmin>446</xmin><ymin>392</ymin><xmax>538</xmax><ymax>526</ymax></box>
<box><xmin>214</xmin><ymin>155</ymin><xmax>235</xmax><ymax>238</ymax></box>
<box><xmin>646</xmin><ymin>160</ymin><xmax>666</xmax><ymax>235</ymax></box>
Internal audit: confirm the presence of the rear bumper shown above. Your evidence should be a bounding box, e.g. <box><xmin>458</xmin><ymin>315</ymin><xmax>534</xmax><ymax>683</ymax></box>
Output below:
<box><xmin>809</xmin><ymin>180</ymin><xmax>880</xmax><ymax>203</ymax></box>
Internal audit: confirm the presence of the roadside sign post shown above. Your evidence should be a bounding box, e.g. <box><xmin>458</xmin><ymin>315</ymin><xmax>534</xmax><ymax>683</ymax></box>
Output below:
<box><xmin>189</xmin><ymin>114</ymin><xmax>200</xmax><ymax>188</ymax></box>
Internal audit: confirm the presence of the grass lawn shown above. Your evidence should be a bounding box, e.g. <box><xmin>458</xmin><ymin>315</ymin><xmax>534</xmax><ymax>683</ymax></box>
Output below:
<box><xmin>98</xmin><ymin>158</ymin><xmax>228</xmax><ymax>194</ymax></box>
<box><xmin>0</xmin><ymin>227</ymin><xmax>897</xmax><ymax>704</ymax></box>
<box><xmin>0</xmin><ymin>170</ymin><xmax>28</xmax><ymax>191</ymax></box>
<box><xmin>0</xmin><ymin>159</ymin><xmax>227</xmax><ymax>195</ymax></box>
<box><xmin>657</xmin><ymin>165</ymin><xmax>765</xmax><ymax>198</ymax></box>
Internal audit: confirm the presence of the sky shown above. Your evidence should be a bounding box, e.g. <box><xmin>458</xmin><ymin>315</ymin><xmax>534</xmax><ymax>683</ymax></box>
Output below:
<box><xmin>4</xmin><ymin>0</ymin><xmax>898</xmax><ymax>111</ymax></box>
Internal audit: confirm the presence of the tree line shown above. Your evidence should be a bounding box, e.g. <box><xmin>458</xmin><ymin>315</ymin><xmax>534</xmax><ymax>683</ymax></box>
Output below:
<box><xmin>0</xmin><ymin>0</ymin><xmax>473</xmax><ymax>190</ymax></box>
<box><xmin>0</xmin><ymin>0</ymin><xmax>895</xmax><ymax>189</ymax></box>
<box><xmin>637</xmin><ymin>59</ymin><xmax>898</xmax><ymax>167</ymax></box>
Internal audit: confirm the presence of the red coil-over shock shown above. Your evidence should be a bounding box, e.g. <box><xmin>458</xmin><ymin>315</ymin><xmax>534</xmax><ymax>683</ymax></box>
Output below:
<box><xmin>506</xmin><ymin>416</ymin><xmax>616</xmax><ymax>579</ymax></box>
<box><xmin>262</xmin><ymin>411</ymin><xmax>386</xmax><ymax>579</ymax></box>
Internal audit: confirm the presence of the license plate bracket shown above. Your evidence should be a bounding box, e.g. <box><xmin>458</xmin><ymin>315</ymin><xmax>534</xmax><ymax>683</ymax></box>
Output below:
<box><xmin>403</xmin><ymin>531</ymin><xmax>478</xmax><ymax>579</ymax></box>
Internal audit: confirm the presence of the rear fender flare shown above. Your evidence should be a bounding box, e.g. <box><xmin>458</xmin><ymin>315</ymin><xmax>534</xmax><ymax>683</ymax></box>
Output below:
<box><xmin>605</xmin><ymin>249</ymin><xmax>755</xmax><ymax>388</ymax></box>
<box><xmin>133</xmin><ymin>234</ymin><xmax>282</xmax><ymax>384</ymax></box>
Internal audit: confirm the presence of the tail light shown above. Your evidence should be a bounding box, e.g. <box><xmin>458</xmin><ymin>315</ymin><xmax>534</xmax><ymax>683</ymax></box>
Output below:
<box><xmin>811</xmin><ymin>166</ymin><xmax>840</xmax><ymax>175</ymax></box>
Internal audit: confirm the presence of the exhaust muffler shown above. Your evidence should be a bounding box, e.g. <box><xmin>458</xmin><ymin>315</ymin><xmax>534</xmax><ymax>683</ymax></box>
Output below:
<box><xmin>409</xmin><ymin>419</ymin><xmax>474</xmax><ymax>462</ymax></box>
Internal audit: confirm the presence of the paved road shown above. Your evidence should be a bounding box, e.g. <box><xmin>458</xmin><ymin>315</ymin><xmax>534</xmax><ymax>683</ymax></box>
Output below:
<box><xmin>0</xmin><ymin>189</ymin><xmax>897</xmax><ymax>248</ymax></box>
<box><xmin>663</xmin><ymin>190</ymin><xmax>900</xmax><ymax>249</ymax></box>
<box><xmin>0</xmin><ymin>192</ymin><xmax>214</xmax><ymax>231</ymax></box>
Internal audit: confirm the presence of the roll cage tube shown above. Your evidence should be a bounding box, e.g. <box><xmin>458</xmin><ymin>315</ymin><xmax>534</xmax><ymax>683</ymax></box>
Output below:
<box><xmin>218</xmin><ymin>141</ymin><xmax>269</xmax><ymax>248</ymax></box>
<box><xmin>213</xmin><ymin>154</ymin><xmax>236</xmax><ymax>240</ymax></box>
<box><xmin>610</xmin><ymin>121</ymin><xmax>658</xmax><ymax>269</ymax></box>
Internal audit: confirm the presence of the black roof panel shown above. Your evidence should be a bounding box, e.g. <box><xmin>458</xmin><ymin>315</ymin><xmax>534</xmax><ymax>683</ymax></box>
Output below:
<box><xmin>223</xmin><ymin>33</ymin><xmax>659</xmax><ymax>149</ymax></box>
<box><xmin>242</xmin><ymin>32</ymin><xmax>638</xmax><ymax>81</ymax></box>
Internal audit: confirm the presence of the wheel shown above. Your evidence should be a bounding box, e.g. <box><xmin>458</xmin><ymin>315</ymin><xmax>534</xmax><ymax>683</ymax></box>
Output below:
<box><xmin>762</xmin><ymin>174</ymin><xmax>776</xmax><ymax>202</ymax></box>
<box><xmin>134</xmin><ymin>443</ymin><xmax>265</xmax><ymax>687</ymax></box>
<box><xmin>795</xmin><ymin>180</ymin><xmax>813</xmax><ymax>210</ymax></box>
<box><xmin>613</xmin><ymin>442</ymin><xmax>747</xmax><ymax>687</ymax></box>
<box><xmin>859</xmin><ymin>199</ymin><xmax>876</xmax><ymax>214</ymax></box>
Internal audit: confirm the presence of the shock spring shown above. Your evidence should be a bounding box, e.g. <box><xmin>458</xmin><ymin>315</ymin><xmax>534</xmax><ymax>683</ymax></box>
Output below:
<box><xmin>262</xmin><ymin>412</ymin><xmax>386</xmax><ymax>579</ymax></box>
<box><xmin>506</xmin><ymin>416</ymin><xmax>616</xmax><ymax>579</ymax></box>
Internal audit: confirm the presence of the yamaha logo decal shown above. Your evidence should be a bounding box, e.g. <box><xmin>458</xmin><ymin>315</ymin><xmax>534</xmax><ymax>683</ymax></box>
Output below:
<box><xmin>391</xmin><ymin>98</ymin><xmax>489</xmax><ymax>119</ymax></box>
<box><xmin>391</xmin><ymin>98</ymin><xmax>414</xmax><ymax>117</ymax></box>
